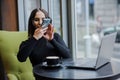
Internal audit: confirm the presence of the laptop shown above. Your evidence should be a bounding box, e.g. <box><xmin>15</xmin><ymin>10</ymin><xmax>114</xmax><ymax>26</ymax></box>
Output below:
<box><xmin>65</xmin><ymin>32</ymin><xmax>117</xmax><ymax>70</ymax></box>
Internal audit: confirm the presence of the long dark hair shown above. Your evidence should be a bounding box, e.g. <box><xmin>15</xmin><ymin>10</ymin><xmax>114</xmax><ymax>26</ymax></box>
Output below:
<box><xmin>28</xmin><ymin>8</ymin><xmax>52</xmax><ymax>38</ymax></box>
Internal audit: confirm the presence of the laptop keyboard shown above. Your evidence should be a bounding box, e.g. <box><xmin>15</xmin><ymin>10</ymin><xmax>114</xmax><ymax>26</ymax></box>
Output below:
<box><xmin>65</xmin><ymin>58</ymin><xmax>97</xmax><ymax>67</ymax></box>
<box><xmin>80</xmin><ymin>59</ymin><xmax>96</xmax><ymax>67</ymax></box>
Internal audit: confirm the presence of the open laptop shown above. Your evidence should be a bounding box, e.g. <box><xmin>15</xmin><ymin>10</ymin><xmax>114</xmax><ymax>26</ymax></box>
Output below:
<box><xmin>65</xmin><ymin>32</ymin><xmax>117</xmax><ymax>70</ymax></box>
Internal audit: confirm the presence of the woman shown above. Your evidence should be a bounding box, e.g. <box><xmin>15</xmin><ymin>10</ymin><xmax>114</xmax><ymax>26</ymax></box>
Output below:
<box><xmin>17</xmin><ymin>8</ymin><xmax>71</xmax><ymax>66</ymax></box>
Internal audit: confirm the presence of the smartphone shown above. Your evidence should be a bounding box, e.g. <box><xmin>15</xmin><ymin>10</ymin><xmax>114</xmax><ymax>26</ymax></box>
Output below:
<box><xmin>41</xmin><ymin>18</ymin><xmax>51</xmax><ymax>29</ymax></box>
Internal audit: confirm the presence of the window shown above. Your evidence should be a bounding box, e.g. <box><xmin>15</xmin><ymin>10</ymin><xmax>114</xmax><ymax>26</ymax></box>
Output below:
<box><xmin>48</xmin><ymin>0</ymin><xmax>61</xmax><ymax>35</ymax></box>
<box><xmin>47</xmin><ymin>0</ymin><xmax>69</xmax><ymax>45</ymax></box>
<box><xmin>18</xmin><ymin>0</ymin><xmax>40</xmax><ymax>31</ymax></box>
<box><xmin>73</xmin><ymin>0</ymin><xmax>119</xmax><ymax>59</ymax></box>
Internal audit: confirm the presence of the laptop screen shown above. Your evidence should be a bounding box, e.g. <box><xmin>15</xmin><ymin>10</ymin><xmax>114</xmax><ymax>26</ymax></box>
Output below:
<box><xmin>95</xmin><ymin>32</ymin><xmax>117</xmax><ymax>69</ymax></box>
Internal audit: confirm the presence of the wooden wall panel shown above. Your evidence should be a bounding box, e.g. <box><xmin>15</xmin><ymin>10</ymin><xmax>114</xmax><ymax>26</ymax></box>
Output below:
<box><xmin>0</xmin><ymin>0</ymin><xmax>18</xmax><ymax>31</ymax></box>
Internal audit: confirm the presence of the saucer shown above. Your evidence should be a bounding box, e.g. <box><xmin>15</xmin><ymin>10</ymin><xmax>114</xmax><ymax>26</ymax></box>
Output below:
<box><xmin>41</xmin><ymin>62</ymin><xmax>62</xmax><ymax>68</ymax></box>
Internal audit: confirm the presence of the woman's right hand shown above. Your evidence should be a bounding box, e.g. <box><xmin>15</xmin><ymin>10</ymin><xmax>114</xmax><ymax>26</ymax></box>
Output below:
<box><xmin>33</xmin><ymin>27</ymin><xmax>47</xmax><ymax>40</ymax></box>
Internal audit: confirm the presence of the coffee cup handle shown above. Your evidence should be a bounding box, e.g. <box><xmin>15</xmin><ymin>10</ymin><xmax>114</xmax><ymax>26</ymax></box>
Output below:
<box><xmin>42</xmin><ymin>58</ymin><xmax>47</xmax><ymax>63</ymax></box>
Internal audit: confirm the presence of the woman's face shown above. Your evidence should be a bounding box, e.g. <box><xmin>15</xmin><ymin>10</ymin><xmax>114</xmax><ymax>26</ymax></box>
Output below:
<box><xmin>33</xmin><ymin>10</ymin><xmax>45</xmax><ymax>28</ymax></box>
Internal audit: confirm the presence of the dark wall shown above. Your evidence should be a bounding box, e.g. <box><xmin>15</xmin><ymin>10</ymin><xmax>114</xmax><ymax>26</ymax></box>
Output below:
<box><xmin>0</xmin><ymin>1</ymin><xmax>1</xmax><ymax>30</ymax></box>
<box><xmin>0</xmin><ymin>0</ymin><xmax>18</xmax><ymax>31</ymax></box>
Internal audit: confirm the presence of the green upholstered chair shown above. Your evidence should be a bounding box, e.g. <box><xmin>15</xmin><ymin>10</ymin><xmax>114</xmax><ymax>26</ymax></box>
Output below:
<box><xmin>0</xmin><ymin>30</ymin><xmax>35</xmax><ymax>80</ymax></box>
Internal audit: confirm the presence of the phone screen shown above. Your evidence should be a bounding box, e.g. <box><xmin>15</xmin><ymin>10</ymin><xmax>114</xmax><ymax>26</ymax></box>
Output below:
<box><xmin>42</xmin><ymin>18</ymin><xmax>51</xmax><ymax>29</ymax></box>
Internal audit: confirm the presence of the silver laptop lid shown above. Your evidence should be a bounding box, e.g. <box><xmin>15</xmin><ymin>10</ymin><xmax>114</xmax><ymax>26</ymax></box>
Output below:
<box><xmin>95</xmin><ymin>32</ymin><xmax>117</xmax><ymax>69</ymax></box>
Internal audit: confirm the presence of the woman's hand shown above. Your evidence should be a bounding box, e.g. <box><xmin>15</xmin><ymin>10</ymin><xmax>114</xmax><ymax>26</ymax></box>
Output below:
<box><xmin>33</xmin><ymin>27</ymin><xmax>47</xmax><ymax>40</ymax></box>
<box><xmin>43</xmin><ymin>24</ymin><xmax>54</xmax><ymax>41</ymax></box>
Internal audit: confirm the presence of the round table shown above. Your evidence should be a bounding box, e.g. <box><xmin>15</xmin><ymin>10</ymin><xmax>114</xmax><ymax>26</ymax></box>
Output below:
<box><xmin>33</xmin><ymin>59</ymin><xmax>120</xmax><ymax>80</ymax></box>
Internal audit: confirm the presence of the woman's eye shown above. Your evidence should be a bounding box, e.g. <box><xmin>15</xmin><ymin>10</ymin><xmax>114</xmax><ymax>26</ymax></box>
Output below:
<box><xmin>34</xmin><ymin>18</ymin><xmax>39</xmax><ymax>21</ymax></box>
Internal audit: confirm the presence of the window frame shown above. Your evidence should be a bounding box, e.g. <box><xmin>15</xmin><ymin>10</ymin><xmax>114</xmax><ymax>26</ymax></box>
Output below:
<box><xmin>67</xmin><ymin>0</ymin><xmax>77</xmax><ymax>59</ymax></box>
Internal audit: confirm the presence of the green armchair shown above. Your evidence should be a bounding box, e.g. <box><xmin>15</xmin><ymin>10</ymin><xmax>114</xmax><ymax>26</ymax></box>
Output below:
<box><xmin>0</xmin><ymin>30</ymin><xmax>35</xmax><ymax>80</ymax></box>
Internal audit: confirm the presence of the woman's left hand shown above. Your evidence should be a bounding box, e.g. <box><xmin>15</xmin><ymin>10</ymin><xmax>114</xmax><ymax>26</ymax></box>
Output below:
<box><xmin>43</xmin><ymin>24</ymin><xmax>54</xmax><ymax>40</ymax></box>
